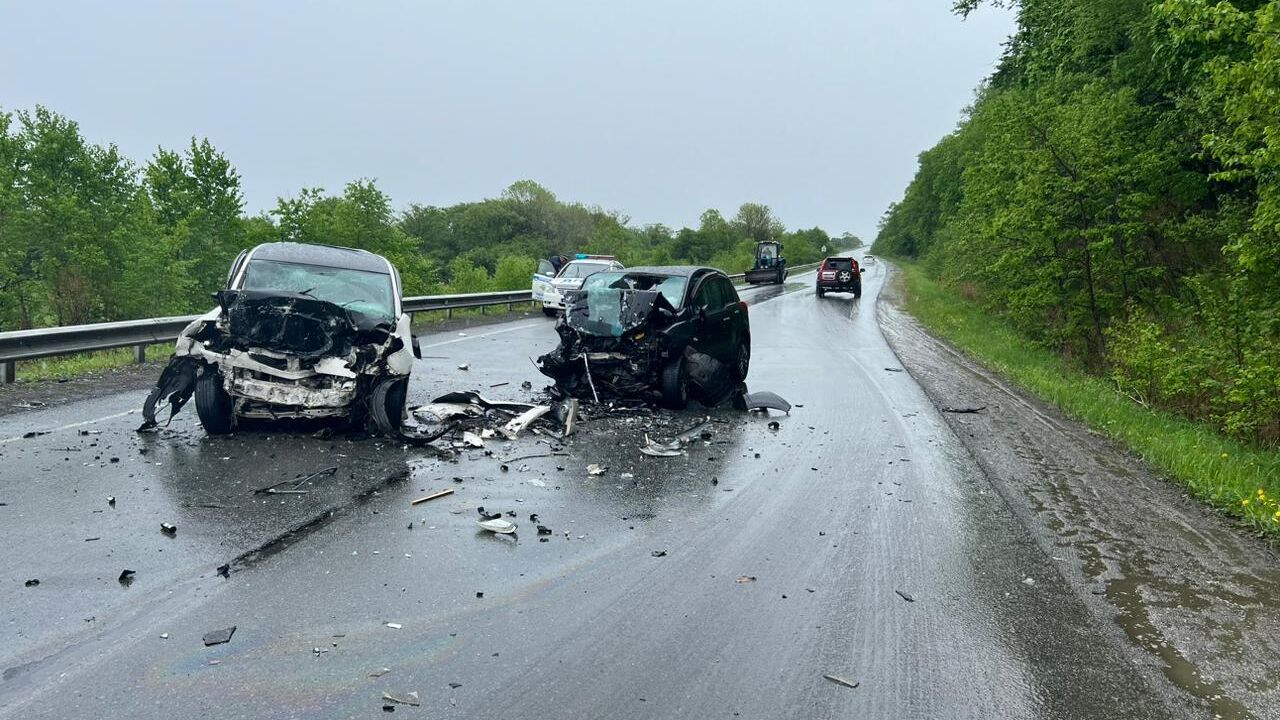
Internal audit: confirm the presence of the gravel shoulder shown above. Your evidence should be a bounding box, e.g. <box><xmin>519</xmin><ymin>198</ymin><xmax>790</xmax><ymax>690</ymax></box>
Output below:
<box><xmin>878</xmin><ymin>265</ymin><xmax>1280</xmax><ymax>719</ymax></box>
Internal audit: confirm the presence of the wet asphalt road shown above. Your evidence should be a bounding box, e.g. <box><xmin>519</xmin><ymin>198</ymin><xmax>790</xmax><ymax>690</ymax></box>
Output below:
<box><xmin>0</xmin><ymin>261</ymin><xmax>1253</xmax><ymax>719</ymax></box>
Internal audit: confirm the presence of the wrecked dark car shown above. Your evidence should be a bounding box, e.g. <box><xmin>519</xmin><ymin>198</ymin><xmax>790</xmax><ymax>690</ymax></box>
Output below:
<box><xmin>141</xmin><ymin>242</ymin><xmax>421</xmax><ymax>435</ymax></box>
<box><xmin>537</xmin><ymin>266</ymin><xmax>751</xmax><ymax>409</ymax></box>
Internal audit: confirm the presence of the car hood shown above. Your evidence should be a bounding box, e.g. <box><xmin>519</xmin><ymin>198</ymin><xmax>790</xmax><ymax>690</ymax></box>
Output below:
<box><xmin>216</xmin><ymin>289</ymin><xmax>394</xmax><ymax>358</ymax></box>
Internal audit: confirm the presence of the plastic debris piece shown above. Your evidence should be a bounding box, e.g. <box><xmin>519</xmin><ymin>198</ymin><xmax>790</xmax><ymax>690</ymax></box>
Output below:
<box><xmin>216</xmin><ymin>564</ymin><xmax>230</xmax><ymax>578</ymax></box>
<box><xmin>202</xmin><ymin>626</ymin><xmax>236</xmax><ymax>646</ymax></box>
<box><xmin>560</xmin><ymin>398</ymin><xmax>579</xmax><ymax>437</ymax></box>
<box><xmin>641</xmin><ymin>435</ymin><xmax>684</xmax><ymax>458</ymax></box>
<box><xmin>521</xmin><ymin>380</ymin><xmax>533</xmax><ymax>390</ymax></box>
<box><xmin>736</xmin><ymin>576</ymin><xmax>757</xmax><ymax>584</ymax></box>
<box><xmin>768</xmin><ymin>421</ymin><xmax>781</xmax><ymax>431</ymax></box>
<box><xmin>107</xmin><ymin>496</ymin><xmax>116</xmax><ymax>507</ymax></box>
<box><xmin>448</xmin><ymin>682</ymin><xmax>462</xmax><ymax>689</ymax></box>
<box><xmin>385</xmin><ymin>622</ymin><xmax>402</xmax><ymax>629</ymax></box>
<box><xmin>586</xmin><ymin>464</ymin><xmax>606</xmax><ymax>476</ymax></box>
<box><xmin>477</xmin><ymin>518</ymin><xmax>517</xmax><ymax>534</ymax></box>
<box><xmin>160</xmin><ymin>633</ymin><xmax>169</xmax><ymax>639</ymax></box>
<box><xmin>410</xmin><ymin>489</ymin><xmax>455</xmax><ymax>505</ymax></box>
<box><xmin>501</xmin><ymin>405</ymin><xmax>551</xmax><ymax>439</ymax></box>
<box><xmin>457</xmin><ymin>363</ymin><xmax>470</xmax><ymax>371</ymax></box>
<box><xmin>884</xmin><ymin>367</ymin><xmax>904</xmax><ymax>373</ymax></box>
<box><xmin>824</xmin><ymin>674</ymin><xmax>860</xmax><ymax>689</ymax></box>
<box><xmin>118</xmin><ymin>569</ymin><xmax>136</xmax><ymax>586</ymax></box>
<box><xmin>537</xmin><ymin>525</ymin><xmax>552</xmax><ymax>535</ymax></box>
<box><xmin>651</xmin><ymin>550</ymin><xmax>667</xmax><ymax>558</ymax></box>
<box><xmin>24</xmin><ymin>579</ymin><xmax>39</xmax><ymax>587</ymax></box>
<box><xmin>743</xmin><ymin>391</ymin><xmax>792</xmax><ymax>414</ymax></box>
<box><xmin>895</xmin><ymin>589</ymin><xmax>915</xmax><ymax>602</ymax></box>
<box><xmin>160</xmin><ymin>522</ymin><xmax>177</xmax><ymax>536</ymax></box>
<box><xmin>462</xmin><ymin>431</ymin><xmax>484</xmax><ymax>448</ymax></box>
<box><xmin>370</xmin><ymin>667</ymin><xmax>392</xmax><ymax>678</ymax></box>
<box><xmin>382</xmin><ymin>691</ymin><xmax>420</xmax><ymax>707</ymax></box>
<box><xmin>528</xmin><ymin>478</ymin><xmax>547</xmax><ymax>487</ymax></box>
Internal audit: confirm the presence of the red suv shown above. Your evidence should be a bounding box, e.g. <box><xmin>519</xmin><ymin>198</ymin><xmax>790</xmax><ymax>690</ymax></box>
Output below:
<box><xmin>816</xmin><ymin>257</ymin><xmax>864</xmax><ymax>298</ymax></box>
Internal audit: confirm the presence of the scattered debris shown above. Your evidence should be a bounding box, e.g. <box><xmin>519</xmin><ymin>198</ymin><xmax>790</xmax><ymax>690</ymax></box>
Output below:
<box><xmin>651</xmin><ymin>550</ymin><xmax>667</xmax><ymax>558</ymax></box>
<box><xmin>255</xmin><ymin>466</ymin><xmax>337</xmax><ymax>495</ymax></box>
<box><xmin>1022</xmin><ymin>577</ymin><xmax>1036</xmax><ymax>586</ymax></box>
<box><xmin>385</xmin><ymin>623</ymin><xmax>403</xmax><ymax>630</ymax></box>
<box><xmin>457</xmin><ymin>363</ymin><xmax>470</xmax><ymax>371</ymax></box>
<box><xmin>744</xmin><ymin>391</ymin><xmax>792</xmax><ymax>414</ymax></box>
<box><xmin>537</xmin><ymin>525</ymin><xmax>553</xmax><ymax>535</ymax></box>
<box><xmin>895</xmin><ymin>589</ymin><xmax>915</xmax><ymax>603</ymax></box>
<box><xmin>382</xmin><ymin>691</ymin><xmax>421</xmax><ymax>707</ymax></box>
<box><xmin>501</xmin><ymin>405</ymin><xmax>551</xmax><ymax>439</ymax></box>
<box><xmin>202</xmin><ymin>626</ymin><xmax>236</xmax><ymax>646</ymax></box>
<box><xmin>488</xmin><ymin>381</ymin><xmax>509</xmax><ymax>388</ymax></box>
<box><xmin>527</xmin><ymin>478</ymin><xmax>547</xmax><ymax>487</ymax></box>
<box><xmin>767</xmin><ymin>420</ymin><xmax>781</xmax><ymax>431</ymax></box>
<box><xmin>448</xmin><ymin>682</ymin><xmax>462</xmax><ymax>690</ymax></box>
<box><xmin>884</xmin><ymin>367</ymin><xmax>904</xmax><ymax>373</ymax></box>
<box><xmin>499</xmin><ymin>451</ymin><xmax>568</xmax><ymax>464</ymax></box>
<box><xmin>477</xmin><ymin>518</ymin><xmax>517</xmax><ymax>534</ymax></box>
<box><xmin>410</xmin><ymin>489</ymin><xmax>455</xmax><ymax>505</ymax></box>
<box><xmin>941</xmin><ymin>405</ymin><xmax>987</xmax><ymax>414</ymax></box>
<box><xmin>640</xmin><ymin>435</ymin><xmax>684</xmax><ymax>458</ymax></box>
<box><xmin>160</xmin><ymin>522</ymin><xmax>177</xmax><ymax>536</ymax></box>
<box><xmin>736</xmin><ymin>576</ymin><xmax>757</xmax><ymax>584</ymax></box>
<box><xmin>118</xmin><ymin>569</ymin><xmax>136</xmax><ymax>586</ymax></box>
<box><xmin>216</xmin><ymin>564</ymin><xmax>230</xmax><ymax>578</ymax></box>
<box><xmin>107</xmin><ymin>496</ymin><xmax>116</xmax><ymax>507</ymax></box>
<box><xmin>586</xmin><ymin>463</ymin><xmax>607</xmax><ymax>476</ymax></box>
<box><xmin>461</xmin><ymin>431</ymin><xmax>485</xmax><ymax>448</ymax></box>
<box><xmin>21</xmin><ymin>430</ymin><xmax>50</xmax><ymax>439</ymax></box>
<box><xmin>160</xmin><ymin>633</ymin><xmax>169</xmax><ymax>639</ymax></box>
<box><xmin>823</xmin><ymin>674</ymin><xmax>860</xmax><ymax>689</ymax></box>
<box><xmin>24</xmin><ymin>579</ymin><xmax>39</xmax><ymax>587</ymax></box>
<box><xmin>370</xmin><ymin>668</ymin><xmax>392</xmax><ymax>678</ymax></box>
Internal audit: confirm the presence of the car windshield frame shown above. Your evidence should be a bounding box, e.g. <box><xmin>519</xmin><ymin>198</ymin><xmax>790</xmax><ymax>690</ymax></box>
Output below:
<box><xmin>581</xmin><ymin>272</ymin><xmax>688</xmax><ymax>309</ymax></box>
<box><xmin>238</xmin><ymin>259</ymin><xmax>396</xmax><ymax>322</ymax></box>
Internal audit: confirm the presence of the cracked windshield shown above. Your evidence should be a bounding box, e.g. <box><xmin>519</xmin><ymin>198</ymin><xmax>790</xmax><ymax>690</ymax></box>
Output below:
<box><xmin>1</xmin><ymin>1</ymin><xmax>1278</xmax><ymax>719</ymax></box>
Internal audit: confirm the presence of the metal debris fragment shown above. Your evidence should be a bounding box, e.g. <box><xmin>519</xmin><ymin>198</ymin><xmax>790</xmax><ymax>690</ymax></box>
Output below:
<box><xmin>586</xmin><ymin>463</ymin><xmax>607</xmax><ymax>476</ymax></box>
<box><xmin>477</xmin><ymin>518</ymin><xmax>518</xmax><ymax>534</ymax></box>
<box><xmin>202</xmin><ymin>626</ymin><xmax>236</xmax><ymax>646</ymax></box>
<box><xmin>895</xmin><ymin>589</ymin><xmax>915</xmax><ymax>602</ymax></box>
<box><xmin>382</xmin><ymin>691</ymin><xmax>420</xmax><ymax>707</ymax></box>
<box><xmin>160</xmin><ymin>522</ymin><xmax>177</xmax><ymax>536</ymax></box>
<box><xmin>823</xmin><ymin>674</ymin><xmax>860</xmax><ymax>689</ymax></box>
<box><xmin>410</xmin><ymin>489</ymin><xmax>455</xmax><ymax>505</ymax></box>
<box><xmin>736</xmin><ymin>576</ymin><xmax>757</xmax><ymax>584</ymax></box>
<box><xmin>743</xmin><ymin>391</ymin><xmax>792</xmax><ymax>414</ymax></box>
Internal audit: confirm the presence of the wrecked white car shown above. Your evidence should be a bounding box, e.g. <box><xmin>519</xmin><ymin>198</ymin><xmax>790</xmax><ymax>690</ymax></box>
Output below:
<box><xmin>140</xmin><ymin>242</ymin><xmax>421</xmax><ymax>435</ymax></box>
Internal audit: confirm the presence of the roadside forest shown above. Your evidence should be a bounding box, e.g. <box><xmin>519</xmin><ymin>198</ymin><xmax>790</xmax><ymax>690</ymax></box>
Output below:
<box><xmin>0</xmin><ymin>106</ymin><xmax>852</xmax><ymax>332</ymax></box>
<box><xmin>874</xmin><ymin>0</ymin><xmax>1280</xmax><ymax>446</ymax></box>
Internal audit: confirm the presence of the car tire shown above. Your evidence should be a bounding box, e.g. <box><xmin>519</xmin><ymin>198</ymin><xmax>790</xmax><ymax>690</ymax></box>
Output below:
<box><xmin>733</xmin><ymin>339</ymin><xmax>751</xmax><ymax>381</ymax></box>
<box><xmin>660</xmin><ymin>357</ymin><xmax>689</xmax><ymax>410</ymax></box>
<box><xmin>194</xmin><ymin>370</ymin><xmax>234</xmax><ymax>435</ymax></box>
<box><xmin>816</xmin><ymin>287</ymin><xmax>825</xmax><ymax>298</ymax></box>
<box><xmin>370</xmin><ymin>377</ymin><xmax>408</xmax><ymax>434</ymax></box>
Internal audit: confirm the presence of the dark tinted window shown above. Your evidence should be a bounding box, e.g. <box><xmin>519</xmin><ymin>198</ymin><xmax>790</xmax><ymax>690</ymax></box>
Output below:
<box><xmin>692</xmin><ymin>276</ymin><xmax>721</xmax><ymax>309</ymax></box>
<box><xmin>715</xmin><ymin>277</ymin><xmax>738</xmax><ymax>306</ymax></box>
<box><xmin>827</xmin><ymin>258</ymin><xmax>854</xmax><ymax>271</ymax></box>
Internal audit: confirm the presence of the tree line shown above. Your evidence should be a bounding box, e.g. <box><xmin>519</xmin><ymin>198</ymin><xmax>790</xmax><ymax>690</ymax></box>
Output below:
<box><xmin>0</xmin><ymin>105</ymin><xmax>856</xmax><ymax>330</ymax></box>
<box><xmin>874</xmin><ymin>0</ymin><xmax>1280</xmax><ymax>446</ymax></box>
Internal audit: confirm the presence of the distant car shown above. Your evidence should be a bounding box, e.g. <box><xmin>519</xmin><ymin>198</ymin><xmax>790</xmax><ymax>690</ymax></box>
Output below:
<box><xmin>541</xmin><ymin>256</ymin><xmax>624</xmax><ymax>315</ymax></box>
<box><xmin>140</xmin><ymin>242</ymin><xmax>421</xmax><ymax>435</ymax></box>
<box><xmin>537</xmin><ymin>266</ymin><xmax>750</xmax><ymax>409</ymax></box>
<box><xmin>863</xmin><ymin>254</ymin><xmax>876</xmax><ymax>265</ymax></box>
<box><xmin>816</xmin><ymin>256</ymin><xmax>864</xmax><ymax>298</ymax></box>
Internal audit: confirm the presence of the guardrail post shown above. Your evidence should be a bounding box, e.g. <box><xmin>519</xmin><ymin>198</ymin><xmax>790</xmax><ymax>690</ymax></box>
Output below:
<box><xmin>133</xmin><ymin>344</ymin><xmax>146</xmax><ymax>364</ymax></box>
<box><xmin>480</xmin><ymin>305</ymin><xmax>486</xmax><ymax>315</ymax></box>
<box><xmin>446</xmin><ymin>308</ymin><xmax>453</xmax><ymax>320</ymax></box>
<box><xmin>507</xmin><ymin>301</ymin><xmax>514</xmax><ymax>312</ymax></box>
<box><xmin>1</xmin><ymin>361</ymin><xmax>14</xmax><ymax>384</ymax></box>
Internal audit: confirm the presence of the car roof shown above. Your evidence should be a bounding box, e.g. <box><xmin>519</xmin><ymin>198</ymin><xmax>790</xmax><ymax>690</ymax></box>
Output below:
<box><xmin>617</xmin><ymin>265</ymin><xmax>721</xmax><ymax>278</ymax></box>
<box><xmin>249</xmin><ymin>242</ymin><xmax>392</xmax><ymax>274</ymax></box>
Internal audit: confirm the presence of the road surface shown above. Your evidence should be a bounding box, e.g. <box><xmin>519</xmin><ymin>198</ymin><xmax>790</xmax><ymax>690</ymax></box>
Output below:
<box><xmin>1</xmin><ymin>260</ymin><xmax>1276</xmax><ymax>719</ymax></box>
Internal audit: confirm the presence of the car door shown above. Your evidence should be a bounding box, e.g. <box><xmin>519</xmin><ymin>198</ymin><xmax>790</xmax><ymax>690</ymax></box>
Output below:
<box><xmin>532</xmin><ymin>259</ymin><xmax>556</xmax><ymax>302</ymax></box>
<box><xmin>715</xmin><ymin>276</ymin><xmax>747</xmax><ymax>349</ymax></box>
<box><xmin>690</xmin><ymin>274</ymin><xmax>731</xmax><ymax>362</ymax></box>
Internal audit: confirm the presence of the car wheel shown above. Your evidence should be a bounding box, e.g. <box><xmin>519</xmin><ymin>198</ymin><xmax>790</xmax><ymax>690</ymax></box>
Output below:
<box><xmin>734</xmin><ymin>339</ymin><xmax>751</xmax><ymax>381</ymax></box>
<box><xmin>194</xmin><ymin>370</ymin><xmax>234</xmax><ymax>435</ymax></box>
<box><xmin>542</xmin><ymin>307</ymin><xmax>557</xmax><ymax>317</ymax></box>
<box><xmin>816</xmin><ymin>287</ymin><xmax>825</xmax><ymax>298</ymax></box>
<box><xmin>370</xmin><ymin>377</ymin><xmax>408</xmax><ymax>434</ymax></box>
<box><xmin>660</xmin><ymin>357</ymin><xmax>689</xmax><ymax>410</ymax></box>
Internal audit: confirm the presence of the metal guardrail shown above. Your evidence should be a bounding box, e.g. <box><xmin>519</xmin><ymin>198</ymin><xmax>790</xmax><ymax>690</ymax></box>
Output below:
<box><xmin>0</xmin><ymin>290</ymin><xmax>536</xmax><ymax>383</ymax></box>
<box><xmin>0</xmin><ymin>264</ymin><xmax>823</xmax><ymax>383</ymax></box>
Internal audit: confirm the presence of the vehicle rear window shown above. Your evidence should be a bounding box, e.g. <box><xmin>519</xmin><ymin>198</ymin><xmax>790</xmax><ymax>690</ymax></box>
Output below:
<box><xmin>826</xmin><ymin>258</ymin><xmax>854</xmax><ymax>271</ymax></box>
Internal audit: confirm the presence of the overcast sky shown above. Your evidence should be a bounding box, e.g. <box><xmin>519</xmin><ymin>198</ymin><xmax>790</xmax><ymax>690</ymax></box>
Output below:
<box><xmin>1</xmin><ymin>1</ymin><xmax>1013</xmax><ymax>241</ymax></box>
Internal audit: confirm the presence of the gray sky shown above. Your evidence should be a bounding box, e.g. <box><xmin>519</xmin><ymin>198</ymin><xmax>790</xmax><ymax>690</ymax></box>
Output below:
<box><xmin>1</xmin><ymin>1</ymin><xmax>1013</xmax><ymax>240</ymax></box>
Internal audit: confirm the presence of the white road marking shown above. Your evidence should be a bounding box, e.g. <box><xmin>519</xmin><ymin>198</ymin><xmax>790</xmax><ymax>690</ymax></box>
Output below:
<box><xmin>1</xmin><ymin>408</ymin><xmax>139</xmax><ymax>444</ymax></box>
<box><xmin>418</xmin><ymin>320</ymin><xmax>545</xmax><ymax>350</ymax></box>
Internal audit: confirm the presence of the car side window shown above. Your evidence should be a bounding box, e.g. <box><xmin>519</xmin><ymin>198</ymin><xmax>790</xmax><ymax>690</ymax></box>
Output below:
<box><xmin>715</xmin><ymin>277</ymin><xmax>738</xmax><ymax>308</ymax></box>
<box><xmin>692</xmin><ymin>277</ymin><xmax>717</xmax><ymax>310</ymax></box>
<box><xmin>537</xmin><ymin>259</ymin><xmax>555</xmax><ymax>276</ymax></box>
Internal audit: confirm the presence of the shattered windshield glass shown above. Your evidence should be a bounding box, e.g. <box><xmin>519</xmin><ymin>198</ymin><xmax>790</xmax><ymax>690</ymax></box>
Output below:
<box><xmin>569</xmin><ymin>272</ymin><xmax>686</xmax><ymax>336</ymax></box>
<box><xmin>241</xmin><ymin>259</ymin><xmax>395</xmax><ymax>321</ymax></box>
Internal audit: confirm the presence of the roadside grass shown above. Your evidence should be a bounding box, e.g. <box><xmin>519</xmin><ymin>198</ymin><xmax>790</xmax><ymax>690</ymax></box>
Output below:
<box><xmin>895</xmin><ymin>262</ymin><xmax>1280</xmax><ymax>540</ymax></box>
<box><xmin>16</xmin><ymin>346</ymin><xmax>162</xmax><ymax>382</ymax></box>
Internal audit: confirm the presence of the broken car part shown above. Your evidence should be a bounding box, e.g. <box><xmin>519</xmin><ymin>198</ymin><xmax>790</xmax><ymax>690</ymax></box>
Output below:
<box><xmin>743</xmin><ymin>391</ymin><xmax>792</xmax><ymax>414</ymax></box>
<box><xmin>202</xmin><ymin>626</ymin><xmax>236</xmax><ymax>646</ymax></box>
<box><xmin>410</xmin><ymin>489</ymin><xmax>454</xmax><ymax>505</ymax></box>
<box><xmin>477</xmin><ymin>518</ymin><xmax>518</xmax><ymax>534</ymax></box>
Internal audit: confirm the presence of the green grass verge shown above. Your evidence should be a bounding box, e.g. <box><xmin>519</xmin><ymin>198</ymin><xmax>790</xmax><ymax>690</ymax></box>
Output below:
<box><xmin>17</xmin><ymin>346</ymin><xmax>159</xmax><ymax>382</ymax></box>
<box><xmin>895</xmin><ymin>261</ymin><xmax>1280</xmax><ymax>539</ymax></box>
